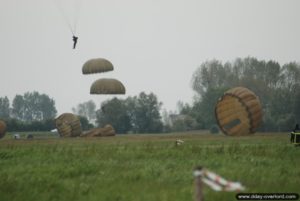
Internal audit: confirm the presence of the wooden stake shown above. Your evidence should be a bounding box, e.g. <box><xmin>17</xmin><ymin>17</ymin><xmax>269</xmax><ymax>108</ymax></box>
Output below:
<box><xmin>194</xmin><ymin>166</ymin><xmax>204</xmax><ymax>201</ymax></box>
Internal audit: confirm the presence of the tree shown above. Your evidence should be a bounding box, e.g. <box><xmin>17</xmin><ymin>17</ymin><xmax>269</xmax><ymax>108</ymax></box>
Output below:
<box><xmin>161</xmin><ymin>109</ymin><xmax>173</xmax><ymax>132</ymax></box>
<box><xmin>131</xmin><ymin>92</ymin><xmax>163</xmax><ymax>133</ymax></box>
<box><xmin>38</xmin><ymin>94</ymin><xmax>57</xmax><ymax>120</ymax></box>
<box><xmin>79</xmin><ymin>116</ymin><xmax>94</xmax><ymax>131</ymax></box>
<box><xmin>294</xmin><ymin>88</ymin><xmax>300</xmax><ymax>123</ymax></box>
<box><xmin>171</xmin><ymin>115</ymin><xmax>197</xmax><ymax>132</ymax></box>
<box><xmin>192</xmin><ymin>87</ymin><xmax>227</xmax><ymax>129</ymax></box>
<box><xmin>0</xmin><ymin>96</ymin><xmax>10</xmax><ymax>119</ymax></box>
<box><xmin>177</xmin><ymin>101</ymin><xmax>192</xmax><ymax>115</ymax></box>
<box><xmin>12</xmin><ymin>95</ymin><xmax>25</xmax><ymax>120</ymax></box>
<box><xmin>96</xmin><ymin>98</ymin><xmax>131</xmax><ymax>133</ymax></box>
<box><xmin>72</xmin><ymin>100</ymin><xmax>97</xmax><ymax>123</ymax></box>
<box><xmin>5</xmin><ymin>118</ymin><xmax>56</xmax><ymax>132</ymax></box>
<box><xmin>11</xmin><ymin>91</ymin><xmax>57</xmax><ymax>122</ymax></box>
<box><xmin>95</xmin><ymin>92</ymin><xmax>164</xmax><ymax>134</ymax></box>
<box><xmin>191</xmin><ymin>59</ymin><xmax>228</xmax><ymax>96</ymax></box>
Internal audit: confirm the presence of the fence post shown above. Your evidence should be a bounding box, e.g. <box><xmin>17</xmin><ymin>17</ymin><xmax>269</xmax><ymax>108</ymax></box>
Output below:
<box><xmin>194</xmin><ymin>166</ymin><xmax>204</xmax><ymax>201</ymax></box>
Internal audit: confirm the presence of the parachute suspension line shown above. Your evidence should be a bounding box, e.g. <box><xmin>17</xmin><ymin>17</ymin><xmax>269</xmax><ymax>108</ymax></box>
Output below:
<box><xmin>72</xmin><ymin>0</ymin><xmax>83</xmax><ymax>35</ymax></box>
<box><xmin>52</xmin><ymin>0</ymin><xmax>77</xmax><ymax>35</ymax></box>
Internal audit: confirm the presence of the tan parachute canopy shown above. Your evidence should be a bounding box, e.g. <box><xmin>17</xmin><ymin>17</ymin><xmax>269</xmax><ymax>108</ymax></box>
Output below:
<box><xmin>215</xmin><ymin>87</ymin><xmax>262</xmax><ymax>136</ymax></box>
<box><xmin>81</xmin><ymin>124</ymin><xmax>116</xmax><ymax>137</ymax></box>
<box><xmin>55</xmin><ymin>113</ymin><xmax>82</xmax><ymax>137</ymax></box>
<box><xmin>90</xmin><ymin>78</ymin><xmax>126</xmax><ymax>95</ymax></box>
<box><xmin>82</xmin><ymin>58</ymin><xmax>114</xmax><ymax>74</ymax></box>
<box><xmin>0</xmin><ymin>120</ymin><xmax>7</xmax><ymax>139</ymax></box>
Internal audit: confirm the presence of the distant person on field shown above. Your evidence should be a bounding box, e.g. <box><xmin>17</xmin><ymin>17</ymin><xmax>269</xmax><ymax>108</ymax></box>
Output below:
<box><xmin>294</xmin><ymin>124</ymin><xmax>300</xmax><ymax>132</ymax></box>
<box><xmin>72</xmin><ymin>35</ymin><xmax>78</xmax><ymax>49</ymax></box>
<box><xmin>291</xmin><ymin>124</ymin><xmax>300</xmax><ymax>143</ymax></box>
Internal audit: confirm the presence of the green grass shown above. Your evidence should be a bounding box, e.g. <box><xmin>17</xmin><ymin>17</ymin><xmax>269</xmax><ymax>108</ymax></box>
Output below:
<box><xmin>0</xmin><ymin>132</ymin><xmax>299</xmax><ymax>201</ymax></box>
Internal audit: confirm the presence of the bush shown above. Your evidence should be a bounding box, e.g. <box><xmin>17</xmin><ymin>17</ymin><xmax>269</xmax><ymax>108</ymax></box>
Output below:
<box><xmin>79</xmin><ymin>116</ymin><xmax>94</xmax><ymax>131</ymax></box>
<box><xmin>210</xmin><ymin>124</ymin><xmax>219</xmax><ymax>134</ymax></box>
<box><xmin>4</xmin><ymin>118</ymin><xmax>55</xmax><ymax>132</ymax></box>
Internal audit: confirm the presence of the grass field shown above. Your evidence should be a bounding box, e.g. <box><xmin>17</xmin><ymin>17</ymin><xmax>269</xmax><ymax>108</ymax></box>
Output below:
<box><xmin>0</xmin><ymin>131</ymin><xmax>299</xmax><ymax>201</ymax></box>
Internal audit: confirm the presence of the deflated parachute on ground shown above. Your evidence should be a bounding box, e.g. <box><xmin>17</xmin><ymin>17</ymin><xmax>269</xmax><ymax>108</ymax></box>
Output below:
<box><xmin>82</xmin><ymin>58</ymin><xmax>114</xmax><ymax>74</ymax></box>
<box><xmin>81</xmin><ymin>124</ymin><xmax>116</xmax><ymax>137</ymax></box>
<box><xmin>55</xmin><ymin>113</ymin><xmax>82</xmax><ymax>137</ymax></box>
<box><xmin>215</xmin><ymin>87</ymin><xmax>262</xmax><ymax>136</ymax></box>
<box><xmin>0</xmin><ymin>120</ymin><xmax>6</xmax><ymax>139</ymax></box>
<box><xmin>90</xmin><ymin>78</ymin><xmax>126</xmax><ymax>95</ymax></box>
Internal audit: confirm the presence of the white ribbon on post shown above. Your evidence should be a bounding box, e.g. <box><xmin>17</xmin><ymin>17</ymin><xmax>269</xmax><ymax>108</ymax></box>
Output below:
<box><xmin>194</xmin><ymin>169</ymin><xmax>245</xmax><ymax>192</ymax></box>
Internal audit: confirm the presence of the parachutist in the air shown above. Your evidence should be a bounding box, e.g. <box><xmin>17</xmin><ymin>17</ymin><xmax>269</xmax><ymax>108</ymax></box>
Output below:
<box><xmin>72</xmin><ymin>35</ymin><xmax>78</xmax><ymax>49</ymax></box>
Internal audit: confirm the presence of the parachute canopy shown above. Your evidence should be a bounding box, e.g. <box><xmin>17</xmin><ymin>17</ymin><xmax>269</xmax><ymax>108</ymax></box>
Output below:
<box><xmin>215</xmin><ymin>87</ymin><xmax>262</xmax><ymax>136</ymax></box>
<box><xmin>81</xmin><ymin>124</ymin><xmax>116</xmax><ymax>137</ymax></box>
<box><xmin>0</xmin><ymin>120</ymin><xmax>7</xmax><ymax>139</ymax></box>
<box><xmin>90</xmin><ymin>78</ymin><xmax>126</xmax><ymax>95</ymax></box>
<box><xmin>82</xmin><ymin>58</ymin><xmax>114</xmax><ymax>75</ymax></box>
<box><xmin>55</xmin><ymin>113</ymin><xmax>82</xmax><ymax>137</ymax></box>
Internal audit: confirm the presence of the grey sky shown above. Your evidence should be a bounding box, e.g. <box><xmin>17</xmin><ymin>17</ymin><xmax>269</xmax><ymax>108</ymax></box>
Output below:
<box><xmin>1</xmin><ymin>0</ymin><xmax>299</xmax><ymax>115</ymax></box>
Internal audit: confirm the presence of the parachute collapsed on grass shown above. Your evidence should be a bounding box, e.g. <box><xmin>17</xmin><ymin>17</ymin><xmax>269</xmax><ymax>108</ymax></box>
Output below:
<box><xmin>90</xmin><ymin>78</ymin><xmax>126</xmax><ymax>95</ymax></box>
<box><xmin>215</xmin><ymin>87</ymin><xmax>262</xmax><ymax>136</ymax></box>
<box><xmin>55</xmin><ymin>113</ymin><xmax>82</xmax><ymax>137</ymax></box>
<box><xmin>82</xmin><ymin>58</ymin><xmax>114</xmax><ymax>75</ymax></box>
<box><xmin>0</xmin><ymin>120</ymin><xmax>7</xmax><ymax>139</ymax></box>
<box><xmin>81</xmin><ymin>124</ymin><xmax>115</xmax><ymax>137</ymax></box>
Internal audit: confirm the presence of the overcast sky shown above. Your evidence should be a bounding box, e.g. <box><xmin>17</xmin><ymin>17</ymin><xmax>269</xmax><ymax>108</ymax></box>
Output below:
<box><xmin>1</xmin><ymin>0</ymin><xmax>299</xmax><ymax>115</ymax></box>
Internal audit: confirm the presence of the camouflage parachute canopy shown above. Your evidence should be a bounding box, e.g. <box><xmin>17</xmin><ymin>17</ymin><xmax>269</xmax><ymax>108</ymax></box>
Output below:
<box><xmin>55</xmin><ymin>113</ymin><xmax>82</xmax><ymax>137</ymax></box>
<box><xmin>215</xmin><ymin>87</ymin><xmax>262</xmax><ymax>136</ymax></box>
<box><xmin>90</xmin><ymin>78</ymin><xmax>126</xmax><ymax>95</ymax></box>
<box><xmin>82</xmin><ymin>58</ymin><xmax>114</xmax><ymax>74</ymax></box>
<box><xmin>0</xmin><ymin>120</ymin><xmax>7</xmax><ymax>139</ymax></box>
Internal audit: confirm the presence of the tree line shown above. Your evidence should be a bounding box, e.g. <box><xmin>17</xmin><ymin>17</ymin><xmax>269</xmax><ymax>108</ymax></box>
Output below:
<box><xmin>0</xmin><ymin>92</ymin><xmax>57</xmax><ymax>131</ymax></box>
<box><xmin>74</xmin><ymin>57</ymin><xmax>300</xmax><ymax>133</ymax></box>
<box><xmin>72</xmin><ymin>92</ymin><xmax>163</xmax><ymax>133</ymax></box>
<box><xmin>0</xmin><ymin>91</ymin><xmax>164</xmax><ymax>133</ymax></box>
<box><xmin>1</xmin><ymin>57</ymin><xmax>299</xmax><ymax>133</ymax></box>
